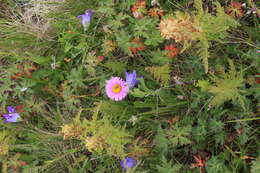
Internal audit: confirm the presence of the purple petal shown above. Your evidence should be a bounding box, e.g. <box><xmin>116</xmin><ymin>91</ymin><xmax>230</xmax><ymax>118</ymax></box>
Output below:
<box><xmin>78</xmin><ymin>9</ymin><xmax>94</xmax><ymax>27</ymax></box>
<box><xmin>81</xmin><ymin>14</ymin><xmax>91</xmax><ymax>25</ymax></box>
<box><xmin>3</xmin><ymin>114</ymin><xmax>11</xmax><ymax>119</ymax></box>
<box><xmin>4</xmin><ymin>119</ymin><xmax>11</xmax><ymax>123</ymax></box>
<box><xmin>120</xmin><ymin>157</ymin><xmax>137</xmax><ymax>170</ymax></box>
<box><xmin>3</xmin><ymin>113</ymin><xmax>20</xmax><ymax>123</ymax></box>
<box><xmin>7</xmin><ymin>106</ymin><xmax>16</xmax><ymax>113</ymax></box>
<box><xmin>77</xmin><ymin>14</ymin><xmax>83</xmax><ymax>19</ymax></box>
<box><xmin>83</xmin><ymin>15</ymin><xmax>91</xmax><ymax>23</ymax></box>
<box><xmin>133</xmin><ymin>70</ymin><xmax>137</xmax><ymax>78</ymax></box>
<box><xmin>126</xmin><ymin>70</ymin><xmax>139</xmax><ymax>88</ymax></box>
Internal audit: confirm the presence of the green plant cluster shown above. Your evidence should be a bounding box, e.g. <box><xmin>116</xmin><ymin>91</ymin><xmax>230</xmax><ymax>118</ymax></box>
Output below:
<box><xmin>0</xmin><ymin>0</ymin><xmax>259</xmax><ymax>172</ymax></box>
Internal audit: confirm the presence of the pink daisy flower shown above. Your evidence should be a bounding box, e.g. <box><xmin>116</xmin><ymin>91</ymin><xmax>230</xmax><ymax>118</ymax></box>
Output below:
<box><xmin>105</xmin><ymin>77</ymin><xmax>129</xmax><ymax>101</ymax></box>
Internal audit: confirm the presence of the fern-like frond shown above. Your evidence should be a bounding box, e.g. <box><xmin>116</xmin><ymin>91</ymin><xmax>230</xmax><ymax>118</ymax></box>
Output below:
<box><xmin>208</xmin><ymin>60</ymin><xmax>245</xmax><ymax>109</ymax></box>
<box><xmin>193</xmin><ymin>1</ymin><xmax>239</xmax><ymax>73</ymax></box>
<box><xmin>83</xmin><ymin>116</ymin><xmax>131</xmax><ymax>158</ymax></box>
<box><xmin>200</xmin><ymin>2</ymin><xmax>240</xmax><ymax>42</ymax></box>
<box><xmin>146</xmin><ymin>64</ymin><xmax>170</xmax><ymax>87</ymax></box>
<box><xmin>194</xmin><ymin>0</ymin><xmax>203</xmax><ymax>18</ymax></box>
<box><xmin>197</xmin><ymin>35</ymin><xmax>209</xmax><ymax>73</ymax></box>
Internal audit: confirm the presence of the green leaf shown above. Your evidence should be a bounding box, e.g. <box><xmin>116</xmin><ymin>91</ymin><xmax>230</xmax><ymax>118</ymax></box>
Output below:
<box><xmin>133</xmin><ymin>101</ymin><xmax>155</xmax><ymax>108</ymax></box>
<box><xmin>198</xmin><ymin>36</ymin><xmax>209</xmax><ymax>73</ymax></box>
<box><xmin>98</xmin><ymin>101</ymin><xmax>126</xmax><ymax>116</ymax></box>
<box><xmin>154</xmin><ymin>126</ymin><xmax>169</xmax><ymax>156</ymax></box>
<box><xmin>206</xmin><ymin>156</ymin><xmax>225</xmax><ymax>173</ymax></box>
<box><xmin>192</xmin><ymin>119</ymin><xmax>207</xmax><ymax>142</ymax></box>
<box><xmin>146</xmin><ymin>63</ymin><xmax>171</xmax><ymax>87</ymax></box>
<box><xmin>103</xmin><ymin>61</ymin><xmax>126</xmax><ymax>74</ymax></box>
<box><xmin>115</xmin><ymin>30</ymin><xmax>132</xmax><ymax>54</ymax></box>
<box><xmin>109</xmin><ymin>13</ymin><xmax>129</xmax><ymax>30</ymax></box>
<box><xmin>132</xmin><ymin>17</ymin><xmax>156</xmax><ymax>38</ymax></box>
<box><xmin>30</xmin><ymin>55</ymin><xmax>52</xmax><ymax>65</ymax></box>
<box><xmin>194</xmin><ymin>0</ymin><xmax>203</xmax><ymax>18</ymax></box>
<box><xmin>144</xmin><ymin>30</ymin><xmax>164</xmax><ymax>47</ymax></box>
<box><xmin>193</xmin><ymin>0</ymin><xmax>239</xmax><ymax>73</ymax></box>
<box><xmin>209</xmin><ymin>119</ymin><xmax>224</xmax><ymax>133</ymax></box>
<box><xmin>150</xmin><ymin>49</ymin><xmax>170</xmax><ymax>65</ymax></box>
<box><xmin>168</xmin><ymin>125</ymin><xmax>192</xmax><ymax>147</ymax></box>
<box><xmin>196</xmin><ymin>79</ymin><xmax>211</xmax><ymax>92</ymax></box>
<box><xmin>251</xmin><ymin>158</ymin><xmax>260</xmax><ymax>173</ymax></box>
<box><xmin>67</xmin><ymin>67</ymin><xmax>85</xmax><ymax>89</ymax></box>
<box><xmin>156</xmin><ymin>157</ymin><xmax>181</xmax><ymax>173</ymax></box>
<box><xmin>97</xmin><ymin>0</ymin><xmax>115</xmax><ymax>17</ymax></box>
<box><xmin>208</xmin><ymin>59</ymin><xmax>245</xmax><ymax>109</ymax></box>
<box><xmin>130</xmin><ymin>78</ymin><xmax>158</xmax><ymax>98</ymax></box>
<box><xmin>130</xmin><ymin>88</ymin><xmax>149</xmax><ymax>98</ymax></box>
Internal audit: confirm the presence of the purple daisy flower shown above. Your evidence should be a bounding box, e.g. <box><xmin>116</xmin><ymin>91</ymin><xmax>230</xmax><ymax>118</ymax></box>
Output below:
<box><xmin>120</xmin><ymin>157</ymin><xmax>137</xmax><ymax>170</ymax></box>
<box><xmin>105</xmin><ymin>77</ymin><xmax>129</xmax><ymax>101</ymax></box>
<box><xmin>77</xmin><ymin>9</ymin><xmax>94</xmax><ymax>30</ymax></box>
<box><xmin>2</xmin><ymin>106</ymin><xmax>20</xmax><ymax>123</ymax></box>
<box><xmin>125</xmin><ymin>70</ymin><xmax>142</xmax><ymax>88</ymax></box>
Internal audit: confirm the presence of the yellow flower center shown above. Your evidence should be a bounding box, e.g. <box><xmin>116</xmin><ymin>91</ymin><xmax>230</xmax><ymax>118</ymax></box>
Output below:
<box><xmin>112</xmin><ymin>84</ymin><xmax>122</xmax><ymax>94</ymax></box>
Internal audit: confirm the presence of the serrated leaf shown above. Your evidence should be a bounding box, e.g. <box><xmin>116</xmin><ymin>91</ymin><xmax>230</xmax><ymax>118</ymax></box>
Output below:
<box><xmin>132</xmin><ymin>17</ymin><xmax>157</xmax><ymax>38</ymax></box>
<box><xmin>150</xmin><ymin>49</ymin><xmax>170</xmax><ymax>65</ymax></box>
<box><xmin>168</xmin><ymin>125</ymin><xmax>192</xmax><ymax>147</ymax></box>
<box><xmin>115</xmin><ymin>31</ymin><xmax>132</xmax><ymax>54</ymax></box>
<box><xmin>144</xmin><ymin>30</ymin><xmax>163</xmax><ymax>47</ymax></box>
<box><xmin>109</xmin><ymin>13</ymin><xmax>129</xmax><ymax>30</ymax></box>
<box><xmin>156</xmin><ymin>157</ymin><xmax>181</xmax><ymax>173</ymax></box>
<box><xmin>197</xmin><ymin>36</ymin><xmax>209</xmax><ymax>73</ymax></box>
<box><xmin>146</xmin><ymin>64</ymin><xmax>170</xmax><ymax>86</ymax></box>
<box><xmin>206</xmin><ymin>157</ymin><xmax>225</xmax><ymax>173</ymax></box>
<box><xmin>208</xmin><ymin>59</ymin><xmax>245</xmax><ymax>109</ymax></box>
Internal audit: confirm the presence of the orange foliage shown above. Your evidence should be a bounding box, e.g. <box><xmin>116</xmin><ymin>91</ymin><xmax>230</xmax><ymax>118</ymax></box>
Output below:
<box><xmin>226</xmin><ymin>1</ymin><xmax>244</xmax><ymax>18</ymax></box>
<box><xmin>164</xmin><ymin>44</ymin><xmax>179</xmax><ymax>58</ymax></box>
<box><xmin>128</xmin><ymin>38</ymin><xmax>146</xmax><ymax>54</ymax></box>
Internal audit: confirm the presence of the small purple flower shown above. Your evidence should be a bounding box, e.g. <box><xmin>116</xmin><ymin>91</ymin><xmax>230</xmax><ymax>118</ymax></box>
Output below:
<box><xmin>77</xmin><ymin>9</ymin><xmax>94</xmax><ymax>29</ymax></box>
<box><xmin>2</xmin><ymin>106</ymin><xmax>20</xmax><ymax>123</ymax></box>
<box><xmin>120</xmin><ymin>157</ymin><xmax>137</xmax><ymax>170</ymax></box>
<box><xmin>125</xmin><ymin>70</ymin><xmax>140</xmax><ymax>88</ymax></box>
<box><xmin>7</xmin><ymin>106</ymin><xmax>16</xmax><ymax>113</ymax></box>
